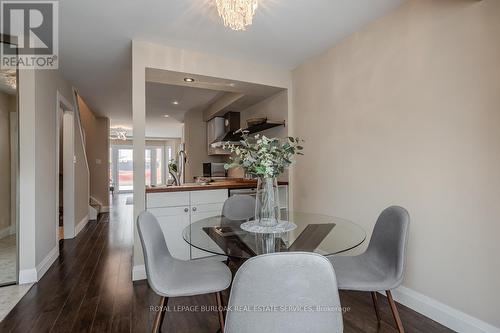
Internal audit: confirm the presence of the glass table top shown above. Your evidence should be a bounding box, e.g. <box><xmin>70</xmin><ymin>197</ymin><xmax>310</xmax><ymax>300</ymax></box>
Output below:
<box><xmin>183</xmin><ymin>212</ymin><xmax>366</xmax><ymax>259</ymax></box>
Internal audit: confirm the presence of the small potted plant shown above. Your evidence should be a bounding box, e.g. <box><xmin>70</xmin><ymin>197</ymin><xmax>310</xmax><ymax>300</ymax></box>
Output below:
<box><xmin>224</xmin><ymin>130</ymin><xmax>303</xmax><ymax>229</ymax></box>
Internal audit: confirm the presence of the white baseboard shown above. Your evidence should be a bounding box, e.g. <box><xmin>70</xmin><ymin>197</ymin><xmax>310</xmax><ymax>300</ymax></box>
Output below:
<box><xmin>18</xmin><ymin>245</ymin><xmax>59</xmax><ymax>284</ymax></box>
<box><xmin>0</xmin><ymin>226</ymin><xmax>9</xmax><ymax>238</ymax></box>
<box><xmin>36</xmin><ymin>245</ymin><xmax>59</xmax><ymax>280</ymax></box>
<box><xmin>386</xmin><ymin>286</ymin><xmax>500</xmax><ymax>333</ymax></box>
<box><xmin>75</xmin><ymin>214</ymin><xmax>89</xmax><ymax>236</ymax></box>
<box><xmin>132</xmin><ymin>265</ymin><xmax>146</xmax><ymax>281</ymax></box>
<box><xmin>18</xmin><ymin>268</ymin><xmax>37</xmax><ymax>284</ymax></box>
<box><xmin>0</xmin><ymin>225</ymin><xmax>16</xmax><ymax>238</ymax></box>
<box><xmin>100</xmin><ymin>206</ymin><xmax>110</xmax><ymax>213</ymax></box>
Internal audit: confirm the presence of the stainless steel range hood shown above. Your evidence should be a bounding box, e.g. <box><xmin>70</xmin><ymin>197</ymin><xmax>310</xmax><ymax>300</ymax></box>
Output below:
<box><xmin>210</xmin><ymin>111</ymin><xmax>242</xmax><ymax>148</ymax></box>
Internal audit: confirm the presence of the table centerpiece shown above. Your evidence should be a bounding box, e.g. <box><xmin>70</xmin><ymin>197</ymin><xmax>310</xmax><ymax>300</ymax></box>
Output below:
<box><xmin>224</xmin><ymin>130</ymin><xmax>303</xmax><ymax>232</ymax></box>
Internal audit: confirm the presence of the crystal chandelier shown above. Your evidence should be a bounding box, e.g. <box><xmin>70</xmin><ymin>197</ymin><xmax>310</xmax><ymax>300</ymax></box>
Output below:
<box><xmin>110</xmin><ymin>127</ymin><xmax>128</xmax><ymax>140</ymax></box>
<box><xmin>0</xmin><ymin>70</ymin><xmax>17</xmax><ymax>90</ymax></box>
<box><xmin>216</xmin><ymin>0</ymin><xmax>258</xmax><ymax>31</ymax></box>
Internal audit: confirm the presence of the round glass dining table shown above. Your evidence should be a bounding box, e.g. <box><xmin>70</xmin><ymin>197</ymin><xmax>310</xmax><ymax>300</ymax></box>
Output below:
<box><xmin>183</xmin><ymin>212</ymin><xmax>366</xmax><ymax>259</ymax></box>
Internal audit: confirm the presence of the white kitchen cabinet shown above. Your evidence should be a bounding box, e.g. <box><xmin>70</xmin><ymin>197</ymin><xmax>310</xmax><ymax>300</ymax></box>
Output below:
<box><xmin>146</xmin><ymin>189</ymin><xmax>228</xmax><ymax>261</ymax></box>
<box><xmin>191</xmin><ymin>189</ymin><xmax>228</xmax><ymax>205</ymax></box>
<box><xmin>152</xmin><ymin>206</ymin><xmax>191</xmax><ymax>260</ymax></box>
<box><xmin>190</xmin><ymin>203</ymin><xmax>225</xmax><ymax>259</ymax></box>
<box><xmin>146</xmin><ymin>191</ymin><xmax>190</xmax><ymax>208</ymax></box>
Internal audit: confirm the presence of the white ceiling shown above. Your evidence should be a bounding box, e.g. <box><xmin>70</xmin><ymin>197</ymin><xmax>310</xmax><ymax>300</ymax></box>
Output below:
<box><xmin>146</xmin><ymin>82</ymin><xmax>223</xmax><ymax>124</ymax></box>
<box><xmin>143</xmin><ymin>82</ymin><xmax>223</xmax><ymax>138</ymax></box>
<box><xmin>60</xmin><ymin>0</ymin><xmax>404</xmax><ymax>122</ymax></box>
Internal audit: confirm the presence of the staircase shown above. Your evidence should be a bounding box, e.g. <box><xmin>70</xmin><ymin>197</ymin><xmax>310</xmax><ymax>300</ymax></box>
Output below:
<box><xmin>74</xmin><ymin>92</ymin><xmax>99</xmax><ymax>223</ymax></box>
<box><xmin>89</xmin><ymin>197</ymin><xmax>102</xmax><ymax>221</ymax></box>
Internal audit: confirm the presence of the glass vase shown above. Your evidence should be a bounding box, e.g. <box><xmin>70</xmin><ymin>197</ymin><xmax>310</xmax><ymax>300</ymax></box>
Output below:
<box><xmin>255</xmin><ymin>177</ymin><xmax>280</xmax><ymax>227</ymax></box>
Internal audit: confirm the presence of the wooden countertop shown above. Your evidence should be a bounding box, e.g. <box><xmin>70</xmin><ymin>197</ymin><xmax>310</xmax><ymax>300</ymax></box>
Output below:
<box><xmin>146</xmin><ymin>179</ymin><xmax>288</xmax><ymax>193</ymax></box>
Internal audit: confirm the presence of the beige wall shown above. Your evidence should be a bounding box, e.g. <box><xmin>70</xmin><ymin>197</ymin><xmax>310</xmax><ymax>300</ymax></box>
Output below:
<box><xmin>184</xmin><ymin>108</ymin><xmax>224</xmax><ymax>181</ymax></box>
<box><xmin>0</xmin><ymin>91</ymin><xmax>15</xmax><ymax>235</ymax></box>
<box><xmin>18</xmin><ymin>67</ymin><xmax>88</xmax><ymax>281</ymax></box>
<box><xmin>33</xmin><ymin>70</ymin><xmax>79</xmax><ymax>264</ymax></box>
<box><xmin>292</xmin><ymin>0</ymin><xmax>500</xmax><ymax>328</ymax></box>
<box><xmin>78</xmin><ymin>96</ymin><xmax>110</xmax><ymax>208</ymax></box>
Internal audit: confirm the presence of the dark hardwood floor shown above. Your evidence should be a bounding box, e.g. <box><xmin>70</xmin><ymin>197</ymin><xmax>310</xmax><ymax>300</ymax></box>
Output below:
<box><xmin>0</xmin><ymin>195</ymin><xmax>454</xmax><ymax>333</ymax></box>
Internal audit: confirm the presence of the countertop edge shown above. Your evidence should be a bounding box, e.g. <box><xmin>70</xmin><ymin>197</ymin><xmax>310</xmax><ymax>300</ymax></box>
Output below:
<box><xmin>146</xmin><ymin>181</ymin><xmax>289</xmax><ymax>193</ymax></box>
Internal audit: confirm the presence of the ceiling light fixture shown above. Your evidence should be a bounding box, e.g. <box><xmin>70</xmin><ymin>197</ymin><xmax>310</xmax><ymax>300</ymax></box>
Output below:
<box><xmin>163</xmin><ymin>114</ymin><xmax>170</xmax><ymax>118</ymax></box>
<box><xmin>172</xmin><ymin>101</ymin><xmax>179</xmax><ymax>105</ymax></box>
<box><xmin>216</xmin><ymin>0</ymin><xmax>258</xmax><ymax>31</ymax></box>
<box><xmin>184</xmin><ymin>77</ymin><xmax>195</xmax><ymax>83</ymax></box>
<box><xmin>110</xmin><ymin>127</ymin><xmax>128</xmax><ymax>140</ymax></box>
<box><xmin>0</xmin><ymin>70</ymin><xmax>17</xmax><ymax>90</ymax></box>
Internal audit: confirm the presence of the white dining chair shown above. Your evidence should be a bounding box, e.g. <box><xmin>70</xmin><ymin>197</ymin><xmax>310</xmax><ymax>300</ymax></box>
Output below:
<box><xmin>137</xmin><ymin>211</ymin><xmax>232</xmax><ymax>333</ymax></box>
<box><xmin>225</xmin><ymin>252</ymin><xmax>344</xmax><ymax>333</ymax></box>
<box><xmin>327</xmin><ymin>206</ymin><xmax>410</xmax><ymax>333</ymax></box>
<box><xmin>222</xmin><ymin>195</ymin><xmax>255</xmax><ymax>221</ymax></box>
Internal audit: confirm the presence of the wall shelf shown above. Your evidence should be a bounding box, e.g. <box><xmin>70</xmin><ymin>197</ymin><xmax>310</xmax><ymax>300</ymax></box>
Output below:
<box><xmin>243</xmin><ymin>120</ymin><xmax>286</xmax><ymax>135</ymax></box>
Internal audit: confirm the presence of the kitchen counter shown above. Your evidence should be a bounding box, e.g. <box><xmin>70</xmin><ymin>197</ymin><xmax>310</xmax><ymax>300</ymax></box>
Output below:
<box><xmin>145</xmin><ymin>179</ymin><xmax>288</xmax><ymax>193</ymax></box>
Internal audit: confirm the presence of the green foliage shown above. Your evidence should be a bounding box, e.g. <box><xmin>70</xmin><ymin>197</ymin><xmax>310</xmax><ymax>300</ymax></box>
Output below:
<box><xmin>168</xmin><ymin>159</ymin><xmax>178</xmax><ymax>173</ymax></box>
<box><xmin>223</xmin><ymin>130</ymin><xmax>304</xmax><ymax>178</ymax></box>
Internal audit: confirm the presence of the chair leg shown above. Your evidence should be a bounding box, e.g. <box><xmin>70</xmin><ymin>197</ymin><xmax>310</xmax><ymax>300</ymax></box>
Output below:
<box><xmin>152</xmin><ymin>296</ymin><xmax>168</xmax><ymax>333</ymax></box>
<box><xmin>215</xmin><ymin>292</ymin><xmax>225</xmax><ymax>333</ymax></box>
<box><xmin>386</xmin><ymin>290</ymin><xmax>405</xmax><ymax>333</ymax></box>
<box><xmin>371</xmin><ymin>291</ymin><xmax>381</xmax><ymax>324</ymax></box>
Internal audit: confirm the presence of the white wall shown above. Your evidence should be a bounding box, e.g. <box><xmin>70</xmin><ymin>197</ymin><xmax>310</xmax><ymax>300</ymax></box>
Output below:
<box><xmin>292</xmin><ymin>0</ymin><xmax>500</xmax><ymax>331</ymax></box>
<box><xmin>18</xmin><ymin>69</ymin><xmax>37</xmax><ymax>278</ymax></box>
<box><xmin>132</xmin><ymin>40</ymin><xmax>292</xmax><ymax>271</ymax></box>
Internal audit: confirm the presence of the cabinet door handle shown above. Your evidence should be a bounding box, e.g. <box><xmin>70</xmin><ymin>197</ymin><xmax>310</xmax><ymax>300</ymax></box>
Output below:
<box><xmin>192</xmin><ymin>207</ymin><xmax>197</xmax><ymax>212</ymax></box>
<box><xmin>184</xmin><ymin>208</ymin><xmax>189</xmax><ymax>213</ymax></box>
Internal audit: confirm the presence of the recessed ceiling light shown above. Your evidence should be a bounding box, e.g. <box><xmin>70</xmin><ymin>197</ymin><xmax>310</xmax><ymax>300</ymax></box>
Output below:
<box><xmin>184</xmin><ymin>77</ymin><xmax>195</xmax><ymax>83</ymax></box>
<box><xmin>229</xmin><ymin>83</ymin><xmax>236</xmax><ymax>87</ymax></box>
<box><xmin>163</xmin><ymin>114</ymin><xmax>169</xmax><ymax>118</ymax></box>
<box><xmin>172</xmin><ymin>101</ymin><xmax>179</xmax><ymax>105</ymax></box>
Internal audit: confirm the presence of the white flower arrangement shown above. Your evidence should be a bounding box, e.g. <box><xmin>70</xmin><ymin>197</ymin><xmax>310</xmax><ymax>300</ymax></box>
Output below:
<box><xmin>223</xmin><ymin>130</ymin><xmax>304</xmax><ymax>178</ymax></box>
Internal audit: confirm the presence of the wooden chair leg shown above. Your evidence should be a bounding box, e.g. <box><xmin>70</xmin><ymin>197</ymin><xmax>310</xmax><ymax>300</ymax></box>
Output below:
<box><xmin>386</xmin><ymin>290</ymin><xmax>405</xmax><ymax>333</ymax></box>
<box><xmin>371</xmin><ymin>291</ymin><xmax>381</xmax><ymax>323</ymax></box>
<box><xmin>152</xmin><ymin>296</ymin><xmax>168</xmax><ymax>333</ymax></box>
<box><xmin>216</xmin><ymin>292</ymin><xmax>225</xmax><ymax>333</ymax></box>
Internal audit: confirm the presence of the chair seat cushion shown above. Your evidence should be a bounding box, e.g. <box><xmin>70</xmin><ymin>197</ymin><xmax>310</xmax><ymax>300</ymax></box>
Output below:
<box><xmin>153</xmin><ymin>258</ymin><xmax>232</xmax><ymax>297</ymax></box>
<box><xmin>328</xmin><ymin>254</ymin><xmax>400</xmax><ymax>291</ymax></box>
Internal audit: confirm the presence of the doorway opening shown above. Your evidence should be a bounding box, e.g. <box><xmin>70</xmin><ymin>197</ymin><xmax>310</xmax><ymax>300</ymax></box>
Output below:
<box><xmin>56</xmin><ymin>93</ymin><xmax>75</xmax><ymax>241</ymax></box>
